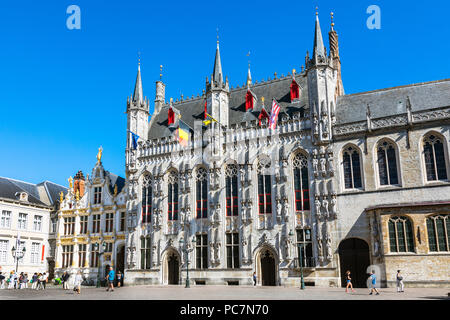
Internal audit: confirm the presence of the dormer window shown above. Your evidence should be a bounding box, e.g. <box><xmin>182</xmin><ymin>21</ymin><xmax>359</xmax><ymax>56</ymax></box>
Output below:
<box><xmin>245</xmin><ymin>90</ymin><xmax>254</xmax><ymax>111</ymax></box>
<box><xmin>94</xmin><ymin>187</ymin><xmax>102</xmax><ymax>204</ymax></box>
<box><xmin>290</xmin><ymin>80</ymin><xmax>300</xmax><ymax>101</ymax></box>
<box><xmin>258</xmin><ymin>108</ymin><xmax>270</xmax><ymax>126</ymax></box>
<box><xmin>168</xmin><ymin>107</ymin><xmax>175</xmax><ymax>125</ymax></box>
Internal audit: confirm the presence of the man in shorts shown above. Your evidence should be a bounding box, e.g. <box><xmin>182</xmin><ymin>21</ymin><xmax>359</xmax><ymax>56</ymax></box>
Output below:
<box><xmin>105</xmin><ymin>266</ymin><xmax>115</xmax><ymax>292</ymax></box>
<box><xmin>368</xmin><ymin>271</ymin><xmax>380</xmax><ymax>295</ymax></box>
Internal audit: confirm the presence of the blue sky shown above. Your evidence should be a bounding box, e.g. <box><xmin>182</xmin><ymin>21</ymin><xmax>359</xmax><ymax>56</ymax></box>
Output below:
<box><xmin>0</xmin><ymin>0</ymin><xmax>448</xmax><ymax>187</ymax></box>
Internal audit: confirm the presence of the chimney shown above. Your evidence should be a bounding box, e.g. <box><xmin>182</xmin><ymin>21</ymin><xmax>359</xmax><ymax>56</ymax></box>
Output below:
<box><xmin>74</xmin><ymin>170</ymin><xmax>86</xmax><ymax>198</ymax></box>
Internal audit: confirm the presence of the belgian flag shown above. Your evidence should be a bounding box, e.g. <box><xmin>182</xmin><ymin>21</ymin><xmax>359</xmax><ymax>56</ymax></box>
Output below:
<box><xmin>176</xmin><ymin>120</ymin><xmax>190</xmax><ymax>147</ymax></box>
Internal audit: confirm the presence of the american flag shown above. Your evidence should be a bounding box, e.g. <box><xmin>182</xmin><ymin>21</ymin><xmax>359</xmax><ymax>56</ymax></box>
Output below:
<box><xmin>269</xmin><ymin>99</ymin><xmax>280</xmax><ymax>130</ymax></box>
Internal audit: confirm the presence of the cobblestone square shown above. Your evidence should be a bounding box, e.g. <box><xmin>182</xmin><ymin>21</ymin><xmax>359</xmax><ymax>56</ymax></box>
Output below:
<box><xmin>0</xmin><ymin>285</ymin><xmax>448</xmax><ymax>300</ymax></box>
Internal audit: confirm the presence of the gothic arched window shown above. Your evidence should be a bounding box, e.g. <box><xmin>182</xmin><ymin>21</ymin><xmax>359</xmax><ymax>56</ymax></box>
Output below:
<box><xmin>293</xmin><ymin>153</ymin><xmax>310</xmax><ymax>211</ymax></box>
<box><xmin>342</xmin><ymin>145</ymin><xmax>362</xmax><ymax>189</ymax></box>
<box><xmin>377</xmin><ymin>141</ymin><xmax>399</xmax><ymax>186</ymax></box>
<box><xmin>196</xmin><ymin>168</ymin><xmax>208</xmax><ymax>219</ymax></box>
<box><xmin>426</xmin><ymin>214</ymin><xmax>449</xmax><ymax>252</ymax></box>
<box><xmin>142</xmin><ymin>175</ymin><xmax>152</xmax><ymax>224</ymax></box>
<box><xmin>423</xmin><ymin>133</ymin><xmax>448</xmax><ymax>181</ymax></box>
<box><xmin>257</xmin><ymin>158</ymin><xmax>272</xmax><ymax>215</ymax></box>
<box><xmin>225</xmin><ymin>164</ymin><xmax>238</xmax><ymax>216</ymax></box>
<box><xmin>388</xmin><ymin>216</ymin><xmax>414</xmax><ymax>253</ymax></box>
<box><xmin>167</xmin><ymin>171</ymin><xmax>178</xmax><ymax>221</ymax></box>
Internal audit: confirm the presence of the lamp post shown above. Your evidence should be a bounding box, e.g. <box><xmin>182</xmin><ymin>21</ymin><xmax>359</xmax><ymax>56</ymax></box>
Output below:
<box><xmin>180</xmin><ymin>237</ymin><xmax>196</xmax><ymax>288</ymax></box>
<box><xmin>11</xmin><ymin>245</ymin><xmax>26</xmax><ymax>273</ymax></box>
<box><xmin>289</xmin><ymin>230</ymin><xmax>305</xmax><ymax>290</ymax></box>
<box><xmin>95</xmin><ymin>241</ymin><xmax>107</xmax><ymax>288</ymax></box>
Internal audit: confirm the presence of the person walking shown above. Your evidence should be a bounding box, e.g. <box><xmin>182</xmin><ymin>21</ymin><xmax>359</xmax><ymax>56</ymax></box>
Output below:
<box><xmin>24</xmin><ymin>273</ymin><xmax>29</xmax><ymax>289</ymax></box>
<box><xmin>41</xmin><ymin>272</ymin><xmax>47</xmax><ymax>290</ymax></box>
<box><xmin>31</xmin><ymin>273</ymin><xmax>38</xmax><ymax>290</ymax></box>
<box><xmin>396</xmin><ymin>270</ymin><xmax>404</xmax><ymax>293</ymax></box>
<box><xmin>63</xmin><ymin>271</ymin><xmax>70</xmax><ymax>290</ymax></box>
<box><xmin>368</xmin><ymin>271</ymin><xmax>380</xmax><ymax>295</ymax></box>
<box><xmin>73</xmin><ymin>271</ymin><xmax>83</xmax><ymax>294</ymax></box>
<box><xmin>0</xmin><ymin>272</ymin><xmax>5</xmax><ymax>289</ymax></box>
<box><xmin>116</xmin><ymin>271</ymin><xmax>122</xmax><ymax>288</ymax></box>
<box><xmin>345</xmin><ymin>270</ymin><xmax>355</xmax><ymax>293</ymax></box>
<box><xmin>105</xmin><ymin>266</ymin><xmax>115</xmax><ymax>292</ymax></box>
<box><xmin>18</xmin><ymin>272</ymin><xmax>24</xmax><ymax>289</ymax></box>
<box><xmin>252</xmin><ymin>272</ymin><xmax>257</xmax><ymax>286</ymax></box>
<box><xmin>37</xmin><ymin>273</ymin><xmax>44</xmax><ymax>290</ymax></box>
<box><xmin>8</xmin><ymin>271</ymin><xmax>15</xmax><ymax>289</ymax></box>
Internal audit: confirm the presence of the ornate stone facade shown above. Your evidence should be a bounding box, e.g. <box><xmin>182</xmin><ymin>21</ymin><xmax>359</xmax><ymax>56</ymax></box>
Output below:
<box><xmin>123</xmin><ymin>14</ymin><xmax>450</xmax><ymax>288</ymax></box>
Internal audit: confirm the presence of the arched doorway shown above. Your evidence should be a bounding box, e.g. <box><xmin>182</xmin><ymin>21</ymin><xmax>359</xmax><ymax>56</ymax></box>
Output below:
<box><xmin>260</xmin><ymin>249</ymin><xmax>276</xmax><ymax>286</ymax></box>
<box><xmin>338</xmin><ymin>238</ymin><xmax>370</xmax><ymax>288</ymax></box>
<box><xmin>167</xmin><ymin>252</ymin><xmax>180</xmax><ymax>285</ymax></box>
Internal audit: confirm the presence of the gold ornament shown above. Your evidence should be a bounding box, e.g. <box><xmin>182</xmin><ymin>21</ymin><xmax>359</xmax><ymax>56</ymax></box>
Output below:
<box><xmin>76</xmin><ymin>190</ymin><xmax>80</xmax><ymax>201</ymax></box>
<box><xmin>60</xmin><ymin>191</ymin><xmax>64</xmax><ymax>203</ymax></box>
<box><xmin>97</xmin><ymin>146</ymin><xmax>103</xmax><ymax>163</ymax></box>
<box><xmin>114</xmin><ymin>184</ymin><xmax>118</xmax><ymax>196</ymax></box>
<box><xmin>68</xmin><ymin>176</ymin><xmax>73</xmax><ymax>189</ymax></box>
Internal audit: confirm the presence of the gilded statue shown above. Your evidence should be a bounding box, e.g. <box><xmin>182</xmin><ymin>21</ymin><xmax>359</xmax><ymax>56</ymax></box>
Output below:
<box><xmin>97</xmin><ymin>146</ymin><xmax>103</xmax><ymax>163</ymax></box>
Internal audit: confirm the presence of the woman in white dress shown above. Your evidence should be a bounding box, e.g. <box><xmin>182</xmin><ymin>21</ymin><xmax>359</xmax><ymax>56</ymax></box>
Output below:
<box><xmin>74</xmin><ymin>271</ymin><xmax>83</xmax><ymax>294</ymax></box>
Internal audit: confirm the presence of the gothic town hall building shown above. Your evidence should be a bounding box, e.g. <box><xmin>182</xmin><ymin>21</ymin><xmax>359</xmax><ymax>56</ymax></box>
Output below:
<box><xmin>123</xmin><ymin>14</ymin><xmax>450</xmax><ymax>288</ymax></box>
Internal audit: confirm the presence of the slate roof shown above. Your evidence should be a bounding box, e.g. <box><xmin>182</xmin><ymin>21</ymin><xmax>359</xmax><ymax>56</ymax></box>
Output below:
<box><xmin>336</xmin><ymin>79</ymin><xmax>450</xmax><ymax>125</ymax></box>
<box><xmin>0</xmin><ymin>177</ymin><xmax>66</xmax><ymax>207</ymax></box>
<box><xmin>105</xmin><ymin>171</ymin><xmax>126</xmax><ymax>195</ymax></box>
<box><xmin>148</xmin><ymin>75</ymin><xmax>309</xmax><ymax>140</ymax></box>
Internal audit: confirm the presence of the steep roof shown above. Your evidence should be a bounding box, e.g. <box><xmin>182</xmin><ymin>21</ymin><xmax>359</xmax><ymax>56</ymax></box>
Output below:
<box><xmin>336</xmin><ymin>78</ymin><xmax>450</xmax><ymax>125</ymax></box>
<box><xmin>148</xmin><ymin>75</ymin><xmax>309</xmax><ymax>139</ymax></box>
<box><xmin>0</xmin><ymin>176</ymin><xmax>67</xmax><ymax>207</ymax></box>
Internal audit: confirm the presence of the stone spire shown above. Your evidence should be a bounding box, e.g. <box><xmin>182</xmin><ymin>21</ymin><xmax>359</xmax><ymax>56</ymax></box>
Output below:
<box><xmin>247</xmin><ymin>66</ymin><xmax>252</xmax><ymax>87</ymax></box>
<box><xmin>328</xmin><ymin>12</ymin><xmax>344</xmax><ymax>97</ymax></box>
<box><xmin>212</xmin><ymin>40</ymin><xmax>223</xmax><ymax>85</ymax></box>
<box><xmin>312</xmin><ymin>10</ymin><xmax>326</xmax><ymax>64</ymax></box>
<box><xmin>133</xmin><ymin>57</ymin><xmax>144</xmax><ymax>104</ymax></box>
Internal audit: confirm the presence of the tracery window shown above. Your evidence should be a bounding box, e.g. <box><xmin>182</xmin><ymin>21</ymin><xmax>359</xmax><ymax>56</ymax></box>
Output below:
<box><xmin>426</xmin><ymin>214</ymin><xmax>449</xmax><ymax>252</ymax></box>
<box><xmin>225</xmin><ymin>165</ymin><xmax>238</xmax><ymax>217</ymax></box>
<box><xmin>78</xmin><ymin>244</ymin><xmax>87</xmax><ymax>267</ymax></box>
<box><xmin>142</xmin><ymin>175</ymin><xmax>152</xmax><ymax>224</ymax></box>
<box><xmin>423</xmin><ymin>134</ymin><xmax>448</xmax><ymax>181</ymax></box>
<box><xmin>257</xmin><ymin>158</ymin><xmax>272</xmax><ymax>215</ymax></box>
<box><xmin>62</xmin><ymin>245</ymin><xmax>74</xmax><ymax>268</ymax></box>
<box><xmin>226</xmin><ymin>232</ymin><xmax>240</xmax><ymax>269</ymax></box>
<box><xmin>140</xmin><ymin>237</ymin><xmax>151</xmax><ymax>270</ymax></box>
<box><xmin>196</xmin><ymin>168</ymin><xmax>208</xmax><ymax>219</ymax></box>
<box><xmin>196</xmin><ymin>233</ymin><xmax>208</xmax><ymax>269</ymax></box>
<box><xmin>293</xmin><ymin>153</ymin><xmax>310</xmax><ymax>211</ymax></box>
<box><xmin>377</xmin><ymin>141</ymin><xmax>399</xmax><ymax>186</ymax></box>
<box><xmin>90</xmin><ymin>244</ymin><xmax>99</xmax><ymax>267</ymax></box>
<box><xmin>168</xmin><ymin>172</ymin><xmax>179</xmax><ymax>221</ymax></box>
<box><xmin>342</xmin><ymin>145</ymin><xmax>362</xmax><ymax>189</ymax></box>
<box><xmin>388</xmin><ymin>216</ymin><xmax>414</xmax><ymax>253</ymax></box>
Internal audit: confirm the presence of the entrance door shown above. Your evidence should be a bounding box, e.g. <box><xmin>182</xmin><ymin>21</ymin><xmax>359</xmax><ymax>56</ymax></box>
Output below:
<box><xmin>338</xmin><ymin>238</ymin><xmax>370</xmax><ymax>288</ymax></box>
<box><xmin>116</xmin><ymin>246</ymin><xmax>125</xmax><ymax>274</ymax></box>
<box><xmin>261</xmin><ymin>250</ymin><xmax>276</xmax><ymax>286</ymax></box>
<box><xmin>168</xmin><ymin>253</ymin><xmax>179</xmax><ymax>285</ymax></box>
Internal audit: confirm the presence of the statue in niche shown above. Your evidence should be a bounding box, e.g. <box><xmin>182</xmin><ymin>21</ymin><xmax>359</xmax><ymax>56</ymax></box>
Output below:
<box><xmin>313</xmin><ymin>114</ymin><xmax>319</xmax><ymax>135</ymax></box>
<box><xmin>330</xmin><ymin>195</ymin><xmax>338</xmax><ymax>219</ymax></box>
<box><xmin>283</xmin><ymin>199</ymin><xmax>290</xmax><ymax>220</ymax></box>
<box><xmin>326</xmin><ymin>235</ymin><xmax>332</xmax><ymax>260</ymax></box>
<box><xmin>276</xmin><ymin>199</ymin><xmax>283</xmax><ymax>219</ymax></box>
<box><xmin>320</xmin><ymin>157</ymin><xmax>327</xmax><ymax>175</ymax></box>
<box><xmin>315</xmin><ymin>198</ymin><xmax>322</xmax><ymax>220</ymax></box>
<box><xmin>322</xmin><ymin>198</ymin><xmax>329</xmax><ymax>218</ymax></box>
<box><xmin>241</xmin><ymin>234</ymin><xmax>248</xmax><ymax>262</ymax></box>
<box><xmin>239</xmin><ymin>165</ymin><xmax>246</xmax><ymax>184</ymax></box>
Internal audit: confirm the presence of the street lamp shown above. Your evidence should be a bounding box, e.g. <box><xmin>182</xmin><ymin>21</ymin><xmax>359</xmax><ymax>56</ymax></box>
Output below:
<box><xmin>11</xmin><ymin>245</ymin><xmax>26</xmax><ymax>273</ymax></box>
<box><xmin>180</xmin><ymin>237</ymin><xmax>196</xmax><ymax>288</ymax></box>
<box><xmin>95</xmin><ymin>241</ymin><xmax>107</xmax><ymax>288</ymax></box>
<box><xmin>289</xmin><ymin>230</ymin><xmax>305</xmax><ymax>290</ymax></box>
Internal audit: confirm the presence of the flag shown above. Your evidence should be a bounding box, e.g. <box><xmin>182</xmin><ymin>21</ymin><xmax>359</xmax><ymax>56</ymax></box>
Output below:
<box><xmin>175</xmin><ymin>120</ymin><xmax>190</xmax><ymax>147</ymax></box>
<box><xmin>203</xmin><ymin>112</ymin><xmax>219</xmax><ymax>126</ymax></box>
<box><xmin>269</xmin><ymin>99</ymin><xmax>280</xmax><ymax>130</ymax></box>
<box><xmin>128</xmin><ymin>130</ymin><xmax>139</xmax><ymax>150</ymax></box>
